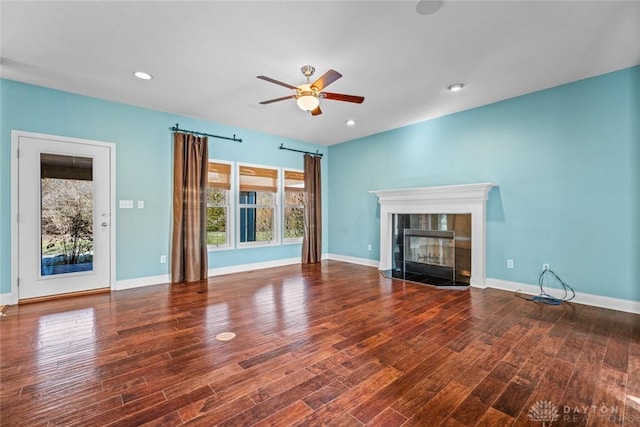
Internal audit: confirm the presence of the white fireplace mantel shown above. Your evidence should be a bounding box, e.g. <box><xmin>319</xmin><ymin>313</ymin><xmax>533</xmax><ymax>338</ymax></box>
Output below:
<box><xmin>370</xmin><ymin>183</ymin><xmax>495</xmax><ymax>288</ymax></box>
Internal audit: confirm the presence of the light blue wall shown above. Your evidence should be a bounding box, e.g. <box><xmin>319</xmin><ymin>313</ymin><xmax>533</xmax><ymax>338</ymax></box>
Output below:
<box><xmin>328</xmin><ymin>66</ymin><xmax>639</xmax><ymax>302</ymax></box>
<box><xmin>0</xmin><ymin>79</ymin><xmax>329</xmax><ymax>293</ymax></box>
<box><xmin>3</xmin><ymin>67</ymin><xmax>638</xmax><ymax>302</ymax></box>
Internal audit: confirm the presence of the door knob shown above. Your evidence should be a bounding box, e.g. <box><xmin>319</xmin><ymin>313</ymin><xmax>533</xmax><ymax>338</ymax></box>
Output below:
<box><xmin>101</xmin><ymin>222</ymin><xmax>108</xmax><ymax>227</ymax></box>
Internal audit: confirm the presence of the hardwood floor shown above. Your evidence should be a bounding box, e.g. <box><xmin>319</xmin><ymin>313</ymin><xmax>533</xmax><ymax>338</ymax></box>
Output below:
<box><xmin>1</xmin><ymin>260</ymin><xmax>638</xmax><ymax>426</ymax></box>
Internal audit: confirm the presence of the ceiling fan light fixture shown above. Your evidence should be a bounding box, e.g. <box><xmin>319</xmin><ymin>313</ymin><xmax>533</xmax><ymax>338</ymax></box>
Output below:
<box><xmin>296</xmin><ymin>84</ymin><xmax>320</xmax><ymax>111</ymax></box>
<box><xmin>296</xmin><ymin>94</ymin><xmax>320</xmax><ymax>112</ymax></box>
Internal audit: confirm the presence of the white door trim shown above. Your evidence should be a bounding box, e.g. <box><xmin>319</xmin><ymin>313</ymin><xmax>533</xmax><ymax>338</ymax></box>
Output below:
<box><xmin>10</xmin><ymin>130</ymin><xmax>116</xmax><ymax>304</ymax></box>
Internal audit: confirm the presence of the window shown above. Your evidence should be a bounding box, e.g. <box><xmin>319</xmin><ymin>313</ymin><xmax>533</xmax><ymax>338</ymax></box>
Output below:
<box><xmin>238</xmin><ymin>165</ymin><xmax>278</xmax><ymax>245</ymax></box>
<box><xmin>283</xmin><ymin>170</ymin><xmax>304</xmax><ymax>242</ymax></box>
<box><xmin>207</xmin><ymin>161</ymin><xmax>232</xmax><ymax>248</ymax></box>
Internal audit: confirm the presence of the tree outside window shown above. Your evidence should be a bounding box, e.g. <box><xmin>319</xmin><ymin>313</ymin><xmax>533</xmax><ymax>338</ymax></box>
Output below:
<box><xmin>40</xmin><ymin>153</ymin><xmax>94</xmax><ymax>276</ymax></box>
<box><xmin>238</xmin><ymin>165</ymin><xmax>278</xmax><ymax>245</ymax></box>
<box><xmin>41</xmin><ymin>177</ymin><xmax>94</xmax><ymax>274</ymax></box>
<box><xmin>284</xmin><ymin>170</ymin><xmax>304</xmax><ymax>241</ymax></box>
<box><xmin>207</xmin><ymin>161</ymin><xmax>232</xmax><ymax>248</ymax></box>
<box><xmin>239</xmin><ymin>191</ymin><xmax>275</xmax><ymax>242</ymax></box>
<box><xmin>207</xmin><ymin>187</ymin><xmax>228</xmax><ymax>246</ymax></box>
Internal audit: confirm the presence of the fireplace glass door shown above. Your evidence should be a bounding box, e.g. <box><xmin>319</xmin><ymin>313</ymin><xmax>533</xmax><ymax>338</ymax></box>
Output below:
<box><xmin>388</xmin><ymin>213</ymin><xmax>471</xmax><ymax>286</ymax></box>
<box><xmin>404</xmin><ymin>229</ymin><xmax>455</xmax><ymax>285</ymax></box>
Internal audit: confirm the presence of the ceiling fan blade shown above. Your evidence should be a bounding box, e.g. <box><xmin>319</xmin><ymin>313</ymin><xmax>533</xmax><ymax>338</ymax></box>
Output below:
<box><xmin>310</xmin><ymin>106</ymin><xmax>322</xmax><ymax>116</ymax></box>
<box><xmin>321</xmin><ymin>92</ymin><xmax>365</xmax><ymax>104</ymax></box>
<box><xmin>311</xmin><ymin>69</ymin><xmax>342</xmax><ymax>91</ymax></box>
<box><xmin>259</xmin><ymin>95</ymin><xmax>296</xmax><ymax>105</ymax></box>
<box><xmin>257</xmin><ymin>75</ymin><xmax>298</xmax><ymax>90</ymax></box>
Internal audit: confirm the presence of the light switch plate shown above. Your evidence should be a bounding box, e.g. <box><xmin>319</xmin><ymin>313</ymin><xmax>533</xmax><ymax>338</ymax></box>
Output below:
<box><xmin>119</xmin><ymin>200</ymin><xmax>133</xmax><ymax>209</ymax></box>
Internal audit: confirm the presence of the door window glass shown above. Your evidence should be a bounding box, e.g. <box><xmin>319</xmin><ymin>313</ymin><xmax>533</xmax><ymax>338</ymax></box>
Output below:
<box><xmin>40</xmin><ymin>154</ymin><xmax>94</xmax><ymax>276</ymax></box>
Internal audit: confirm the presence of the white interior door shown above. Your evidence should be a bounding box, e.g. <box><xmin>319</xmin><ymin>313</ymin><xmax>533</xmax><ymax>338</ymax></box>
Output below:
<box><xmin>16</xmin><ymin>133</ymin><xmax>113</xmax><ymax>300</ymax></box>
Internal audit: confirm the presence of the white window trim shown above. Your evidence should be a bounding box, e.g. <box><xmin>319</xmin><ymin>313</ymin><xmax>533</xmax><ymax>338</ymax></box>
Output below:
<box><xmin>207</xmin><ymin>159</ymin><xmax>235</xmax><ymax>252</ymax></box>
<box><xmin>236</xmin><ymin>162</ymin><xmax>280</xmax><ymax>249</ymax></box>
<box><xmin>282</xmin><ymin>167</ymin><xmax>304</xmax><ymax>245</ymax></box>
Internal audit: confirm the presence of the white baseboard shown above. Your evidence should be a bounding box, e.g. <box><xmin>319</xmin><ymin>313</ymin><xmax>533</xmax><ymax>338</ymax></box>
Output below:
<box><xmin>323</xmin><ymin>257</ymin><xmax>640</xmax><ymax>314</ymax></box>
<box><xmin>7</xmin><ymin>259</ymin><xmax>638</xmax><ymax>315</ymax></box>
<box><xmin>207</xmin><ymin>257</ymin><xmax>302</xmax><ymax>277</ymax></box>
<box><xmin>470</xmin><ymin>277</ymin><xmax>487</xmax><ymax>289</ymax></box>
<box><xmin>485</xmin><ymin>278</ymin><xmax>640</xmax><ymax>315</ymax></box>
<box><xmin>112</xmin><ymin>256</ymin><xmax>326</xmax><ymax>292</ymax></box>
<box><xmin>327</xmin><ymin>253</ymin><xmax>380</xmax><ymax>268</ymax></box>
<box><xmin>0</xmin><ymin>293</ymin><xmax>12</xmax><ymax>305</ymax></box>
<box><xmin>114</xmin><ymin>274</ymin><xmax>171</xmax><ymax>291</ymax></box>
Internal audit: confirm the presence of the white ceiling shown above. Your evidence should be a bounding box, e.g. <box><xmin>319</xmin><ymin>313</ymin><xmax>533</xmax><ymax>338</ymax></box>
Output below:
<box><xmin>2</xmin><ymin>1</ymin><xmax>639</xmax><ymax>146</ymax></box>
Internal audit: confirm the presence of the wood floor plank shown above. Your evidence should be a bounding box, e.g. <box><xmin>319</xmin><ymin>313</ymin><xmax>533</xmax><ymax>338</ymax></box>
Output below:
<box><xmin>139</xmin><ymin>411</ymin><xmax>184</xmax><ymax>427</ymax></box>
<box><xmin>587</xmin><ymin>366</ymin><xmax>627</xmax><ymax>426</ymax></box>
<box><xmin>216</xmin><ymin>372</ymin><xmax>334</xmax><ymax>427</ymax></box>
<box><xmin>1</xmin><ymin>261</ymin><xmax>637</xmax><ymax>426</ymax></box>
<box><xmin>301</xmin><ymin>378</ymin><xmax>349</xmax><ymax>410</ymax></box>
<box><xmin>48</xmin><ymin>395</ymin><xmax>124</xmax><ymax>426</ymax></box>
<box><xmin>252</xmin><ymin>400</ymin><xmax>314</xmax><ymax>427</ymax></box>
<box><xmin>365</xmin><ymin>406</ymin><xmax>407</xmax><ymax>426</ymax></box>
<box><xmin>178</xmin><ymin>394</ymin><xmax>255</xmax><ymax>425</ymax></box>
<box><xmin>475</xmin><ymin>406</ymin><xmax>516</xmax><ymax>426</ymax></box>
<box><xmin>295</xmin><ymin>365</ymin><xmax>403</xmax><ymax>426</ymax></box>
<box><xmin>448</xmin><ymin>393</ymin><xmax>491</xmax><ymax>426</ymax></box>
<box><xmin>514</xmin><ymin>357</ymin><xmax>574</xmax><ymax>425</ymax></box>
<box><xmin>249</xmin><ymin>368</ymin><xmax>317</xmax><ymax>404</ymax></box>
<box><xmin>104</xmin><ymin>385</ymin><xmax>214</xmax><ymax>427</ymax></box>
<box><xmin>491</xmin><ymin>380</ymin><xmax>534</xmax><ymax>419</ymax></box>
<box><xmin>604</xmin><ymin>334</ymin><xmax>630</xmax><ymax>373</ymax></box>
<box><xmin>560</xmin><ymin>336</ymin><xmax>607</xmax><ymax>410</ymax></box>
<box><xmin>352</xmin><ymin>346</ymin><xmax>453</xmax><ymax>423</ymax></box>
<box><xmin>402</xmin><ymin>380</ymin><xmax>471</xmax><ymax>426</ymax></box>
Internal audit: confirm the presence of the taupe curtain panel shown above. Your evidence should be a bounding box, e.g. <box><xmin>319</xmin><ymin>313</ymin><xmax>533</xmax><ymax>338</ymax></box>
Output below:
<box><xmin>302</xmin><ymin>154</ymin><xmax>322</xmax><ymax>263</ymax></box>
<box><xmin>171</xmin><ymin>132</ymin><xmax>208</xmax><ymax>283</ymax></box>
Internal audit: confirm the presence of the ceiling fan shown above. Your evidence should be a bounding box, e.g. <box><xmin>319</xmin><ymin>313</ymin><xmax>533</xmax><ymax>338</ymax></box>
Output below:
<box><xmin>257</xmin><ymin>65</ymin><xmax>364</xmax><ymax>116</ymax></box>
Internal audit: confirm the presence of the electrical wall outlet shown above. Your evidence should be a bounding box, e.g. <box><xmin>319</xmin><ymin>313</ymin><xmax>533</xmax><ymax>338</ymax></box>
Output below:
<box><xmin>160</xmin><ymin>255</ymin><xmax>167</xmax><ymax>264</ymax></box>
<box><xmin>542</xmin><ymin>263</ymin><xmax>550</xmax><ymax>271</ymax></box>
<box><xmin>507</xmin><ymin>259</ymin><xmax>514</xmax><ymax>269</ymax></box>
<box><xmin>368</xmin><ymin>244</ymin><xmax>372</xmax><ymax>251</ymax></box>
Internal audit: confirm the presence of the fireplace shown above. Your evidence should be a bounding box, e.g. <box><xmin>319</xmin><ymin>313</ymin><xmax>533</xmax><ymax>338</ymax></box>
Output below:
<box><xmin>370</xmin><ymin>183</ymin><xmax>495</xmax><ymax>288</ymax></box>
<box><xmin>392</xmin><ymin>214</ymin><xmax>471</xmax><ymax>286</ymax></box>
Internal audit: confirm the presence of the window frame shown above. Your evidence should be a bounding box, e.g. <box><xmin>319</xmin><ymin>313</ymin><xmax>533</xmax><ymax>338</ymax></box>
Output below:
<box><xmin>206</xmin><ymin>159</ymin><xmax>234</xmax><ymax>251</ymax></box>
<box><xmin>282</xmin><ymin>168</ymin><xmax>305</xmax><ymax>245</ymax></box>
<box><xmin>236</xmin><ymin>162</ymin><xmax>280</xmax><ymax>248</ymax></box>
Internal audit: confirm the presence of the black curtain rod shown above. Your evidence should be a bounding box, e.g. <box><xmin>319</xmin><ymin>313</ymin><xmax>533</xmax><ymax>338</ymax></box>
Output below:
<box><xmin>278</xmin><ymin>143</ymin><xmax>323</xmax><ymax>158</ymax></box>
<box><xmin>171</xmin><ymin>123</ymin><xmax>242</xmax><ymax>143</ymax></box>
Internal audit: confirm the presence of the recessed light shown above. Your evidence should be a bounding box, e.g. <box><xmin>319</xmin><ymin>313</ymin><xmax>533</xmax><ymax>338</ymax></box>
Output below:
<box><xmin>345</xmin><ymin>119</ymin><xmax>357</xmax><ymax>127</ymax></box>
<box><xmin>416</xmin><ymin>0</ymin><xmax>444</xmax><ymax>15</ymax></box>
<box><xmin>133</xmin><ymin>71</ymin><xmax>153</xmax><ymax>80</ymax></box>
<box><xmin>447</xmin><ymin>83</ymin><xmax>464</xmax><ymax>92</ymax></box>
